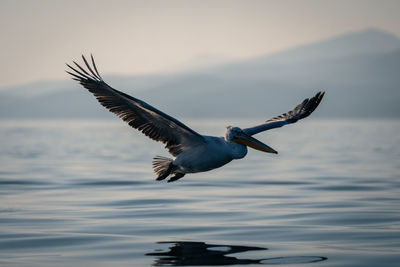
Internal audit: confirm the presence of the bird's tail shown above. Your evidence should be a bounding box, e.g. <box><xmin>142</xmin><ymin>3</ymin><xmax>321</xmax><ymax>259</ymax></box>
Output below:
<box><xmin>152</xmin><ymin>156</ymin><xmax>173</xmax><ymax>181</ymax></box>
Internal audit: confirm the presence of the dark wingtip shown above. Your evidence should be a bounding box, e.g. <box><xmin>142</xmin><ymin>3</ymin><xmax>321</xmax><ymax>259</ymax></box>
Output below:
<box><xmin>317</xmin><ymin>91</ymin><xmax>325</xmax><ymax>103</ymax></box>
<box><xmin>81</xmin><ymin>54</ymin><xmax>100</xmax><ymax>81</ymax></box>
<box><xmin>65</xmin><ymin>69</ymin><xmax>75</xmax><ymax>79</ymax></box>
<box><xmin>90</xmin><ymin>53</ymin><xmax>102</xmax><ymax>80</ymax></box>
<box><xmin>65</xmin><ymin>70</ymin><xmax>84</xmax><ymax>81</ymax></box>
<box><xmin>66</xmin><ymin>55</ymin><xmax>104</xmax><ymax>83</ymax></box>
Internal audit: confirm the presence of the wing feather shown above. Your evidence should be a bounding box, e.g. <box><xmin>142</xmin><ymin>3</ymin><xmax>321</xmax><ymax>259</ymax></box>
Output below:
<box><xmin>66</xmin><ymin>55</ymin><xmax>205</xmax><ymax>156</ymax></box>
<box><xmin>243</xmin><ymin>91</ymin><xmax>325</xmax><ymax>136</ymax></box>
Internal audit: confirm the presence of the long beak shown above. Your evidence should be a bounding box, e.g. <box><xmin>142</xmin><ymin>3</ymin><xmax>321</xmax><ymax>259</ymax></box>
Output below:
<box><xmin>232</xmin><ymin>132</ymin><xmax>278</xmax><ymax>154</ymax></box>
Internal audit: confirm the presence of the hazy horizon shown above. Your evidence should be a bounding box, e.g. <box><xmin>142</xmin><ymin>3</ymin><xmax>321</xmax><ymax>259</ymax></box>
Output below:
<box><xmin>0</xmin><ymin>26</ymin><xmax>399</xmax><ymax>90</ymax></box>
<box><xmin>1</xmin><ymin>26</ymin><xmax>400</xmax><ymax>119</ymax></box>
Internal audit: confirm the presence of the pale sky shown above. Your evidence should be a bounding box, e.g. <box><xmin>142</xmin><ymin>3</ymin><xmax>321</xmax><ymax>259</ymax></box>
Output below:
<box><xmin>1</xmin><ymin>0</ymin><xmax>400</xmax><ymax>88</ymax></box>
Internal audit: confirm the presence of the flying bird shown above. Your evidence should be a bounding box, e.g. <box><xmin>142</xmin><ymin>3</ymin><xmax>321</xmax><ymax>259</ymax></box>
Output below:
<box><xmin>66</xmin><ymin>55</ymin><xmax>324</xmax><ymax>182</ymax></box>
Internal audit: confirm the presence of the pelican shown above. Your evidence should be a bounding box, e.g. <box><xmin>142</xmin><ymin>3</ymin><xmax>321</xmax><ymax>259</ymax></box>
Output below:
<box><xmin>67</xmin><ymin>55</ymin><xmax>325</xmax><ymax>182</ymax></box>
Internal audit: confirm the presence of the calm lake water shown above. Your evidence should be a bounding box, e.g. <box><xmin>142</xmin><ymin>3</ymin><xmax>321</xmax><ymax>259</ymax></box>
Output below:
<box><xmin>0</xmin><ymin>119</ymin><xmax>399</xmax><ymax>266</ymax></box>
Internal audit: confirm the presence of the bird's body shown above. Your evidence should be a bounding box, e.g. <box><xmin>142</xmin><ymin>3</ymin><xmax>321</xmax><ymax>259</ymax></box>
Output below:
<box><xmin>174</xmin><ymin>135</ymin><xmax>247</xmax><ymax>173</ymax></box>
<box><xmin>67</xmin><ymin>55</ymin><xmax>324</xmax><ymax>182</ymax></box>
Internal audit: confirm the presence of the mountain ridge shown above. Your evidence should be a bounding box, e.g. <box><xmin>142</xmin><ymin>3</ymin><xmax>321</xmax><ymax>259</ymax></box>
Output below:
<box><xmin>1</xmin><ymin>28</ymin><xmax>399</xmax><ymax>119</ymax></box>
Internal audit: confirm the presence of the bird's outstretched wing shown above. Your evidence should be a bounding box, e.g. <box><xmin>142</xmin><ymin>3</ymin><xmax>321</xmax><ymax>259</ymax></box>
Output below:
<box><xmin>243</xmin><ymin>91</ymin><xmax>325</xmax><ymax>136</ymax></box>
<box><xmin>66</xmin><ymin>55</ymin><xmax>205</xmax><ymax>156</ymax></box>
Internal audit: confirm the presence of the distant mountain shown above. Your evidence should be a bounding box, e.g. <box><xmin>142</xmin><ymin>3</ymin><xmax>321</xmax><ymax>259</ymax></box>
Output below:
<box><xmin>1</xmin><ymin>28</ymin><xmax>400</xmax><ymax>119</ymax></box>
<box><xmin>253</xmin><ymin>27</ymin><xmax>400</xmax><ymax>64</ymax></box>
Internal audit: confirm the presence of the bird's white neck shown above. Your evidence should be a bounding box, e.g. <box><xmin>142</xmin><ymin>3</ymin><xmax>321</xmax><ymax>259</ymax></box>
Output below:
<box><xmin>228</xmin><ymin>141</ymin><xmax>248</xmax><ymax>159</ymax></box>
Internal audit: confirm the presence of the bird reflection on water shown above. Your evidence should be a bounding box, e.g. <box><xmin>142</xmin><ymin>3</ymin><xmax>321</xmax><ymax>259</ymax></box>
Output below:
<box><xmin>146</xmin><ymin>241</ymin><xmax>327</xmax><ymax>266</ymax></box>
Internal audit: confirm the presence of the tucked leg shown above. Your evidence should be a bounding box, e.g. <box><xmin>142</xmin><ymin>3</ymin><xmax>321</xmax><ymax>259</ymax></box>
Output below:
<box><xmin>167</xmin><ymin>173</ymin><xmax>185</xmax><ymax>183</ymax></box>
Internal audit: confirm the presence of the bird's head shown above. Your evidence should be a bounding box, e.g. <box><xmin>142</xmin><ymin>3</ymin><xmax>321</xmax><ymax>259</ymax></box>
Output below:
<box><xmin>225</xmin><ymin>126</ymin><xmax>277</xmax><ymax>154</ymax></box>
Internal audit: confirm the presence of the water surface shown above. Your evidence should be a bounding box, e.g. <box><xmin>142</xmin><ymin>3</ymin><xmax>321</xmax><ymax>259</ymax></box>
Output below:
<box><xmin>0</xmin><ymin>119</ymin><xmax>399</xmax><ymax>266</ymax></box>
